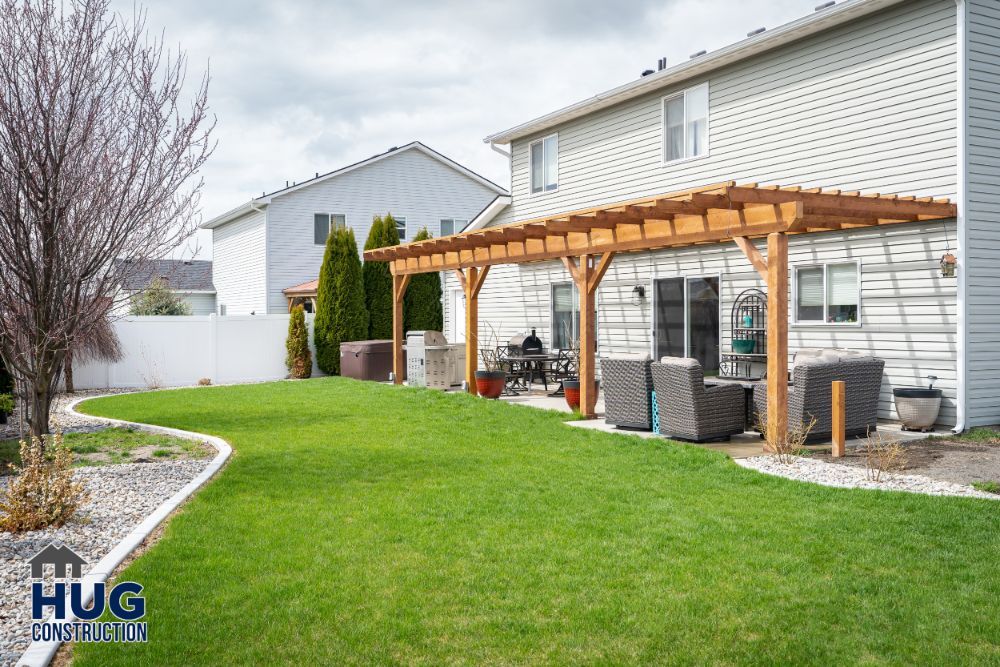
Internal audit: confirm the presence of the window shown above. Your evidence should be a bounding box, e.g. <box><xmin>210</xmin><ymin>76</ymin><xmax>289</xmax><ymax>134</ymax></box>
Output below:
<box><xmin>795</xmin><ymin>262</ymin><xmax>860</xmax><ymax>324</ymax></box>
<box><xmin>552</xmin><ymin>283</ymin><xmax>578</xmax><ymax>350</ymax></box>
<box><xmin>662</xmin><ymin>83</ymin><xmax>709</xmax><ymax>163</ymax></box>
<box><xmin>551</xmin><ymin>282</ymin><xmax>598</xmax><ymax>350</ymax></box>
<box><xmin>530</xmin><ymin>134</ymin><xmax>558</xmax><ymax>194</ymax></box>
<box><xmin>313</xmin><ymin>213</ymin><xmax>345</xmax><ymax>245</ymax></box>
<box><xmin>395</xmin><ymin>216</ymin><xmax>406</xmax><ymax>241</ymax></box>
<box><xmin>440</xmin><ymin>219</ymin><xmax>467</xmax><ymax>237</ymax></box>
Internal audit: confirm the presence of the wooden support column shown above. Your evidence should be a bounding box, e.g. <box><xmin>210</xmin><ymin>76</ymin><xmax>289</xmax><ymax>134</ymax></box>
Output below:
<box><xmin>456</xmin><ymin>266</ymin><xmax>490</xmax><ymax>394</ymax></box>
<box><xmin>564</xmin><ymin>252</ymin><xmax>614</xmax><ymax>418</ymax></box>
<box><xmin>765</xmin><ymin>232</ymin><xmax>788</xmax><ymax>451</ymax></box>
<box><xmin>392</xmin><ymin>273</ymin><xmax>411</xmax><ymax>385</ymax></box>
<box><xmin>832</xmin><ymin>381</ymin><xmax>846</xmax><ymax>457</ymax></box>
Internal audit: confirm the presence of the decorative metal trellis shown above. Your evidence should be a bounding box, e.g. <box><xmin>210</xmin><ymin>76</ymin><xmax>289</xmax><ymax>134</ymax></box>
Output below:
<box><xmin>721</xmin><ymin>288</ymin><xmax>767</xmax><ymax>380</ymax></box>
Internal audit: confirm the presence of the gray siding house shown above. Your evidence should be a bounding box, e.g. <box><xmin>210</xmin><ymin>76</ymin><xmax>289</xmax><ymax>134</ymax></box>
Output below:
<box><xmin>116</xmin><ymin>259</ymin><xmax>217</xmax><ymax>315</ymax></box>
<box><xmin>443</xmin><ymin>0</ymin><xmax>1000</xmax><ymax>429</ymax></box>
<box><xmin>203</xmin><ymin>142</ymin><xmax>507</xmax><ymax>314</ymax></box>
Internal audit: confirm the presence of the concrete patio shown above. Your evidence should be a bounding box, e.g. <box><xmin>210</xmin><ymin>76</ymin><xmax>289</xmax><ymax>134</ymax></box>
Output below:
<box><xmin>498</xmin><ymin>388</ymin><xmax>947</xmax><ymax>459</ymax></box>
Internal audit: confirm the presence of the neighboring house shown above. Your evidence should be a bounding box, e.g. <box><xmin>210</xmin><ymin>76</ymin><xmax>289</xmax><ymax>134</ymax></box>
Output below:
<box><xmin>438</xmin><ymin>0</ymin><xmax>998</xmax><ymax>428</ymax></box>
<box><xmin>117</xmin><ymin>259</ymin><xmax>217</xmax><ymax>315</ymax></box>
<box><xmin>201</xmin><ymin>142</ymin><xmax>508</xmax><ymax>314</ymax></box>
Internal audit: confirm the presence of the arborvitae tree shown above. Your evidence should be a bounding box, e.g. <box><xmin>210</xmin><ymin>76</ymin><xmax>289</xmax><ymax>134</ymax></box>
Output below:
<box><xmin>130</xmin><ymin>278</ymin><xmax>192</xmax><ymax>315</ymax></box>
<box><xmin>314</xmin><ymin>227</ymin><xmax>369</xmax><ymax>374</ymax></box>
<box><xmin>363</xmin><ymin>214</ymin><xmax>398</xmax><ymax>339</ymax></box>
<box><xmin>404</xmin><ymin>228</ymin><xmax>443</xmax><ymax>333</ymax></box>
<box><xmin>285</xmin><ymin>305</ymin><xmax>312</xmax><ymax>379</ymax></box>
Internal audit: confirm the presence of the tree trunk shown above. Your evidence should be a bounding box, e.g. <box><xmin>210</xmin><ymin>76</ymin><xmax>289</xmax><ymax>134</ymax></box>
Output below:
<box><xmin>29</xmin><ymin>375</ymin><xmax>52</xmax><ymax>439</ymax></box>
<box><xmin>64</xmin><ymin>352</ymin><xmax>74</xmax><ymax>394</ymax></box>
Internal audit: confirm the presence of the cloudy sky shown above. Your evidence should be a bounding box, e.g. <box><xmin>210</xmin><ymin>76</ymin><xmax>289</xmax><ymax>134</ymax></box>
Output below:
<box><xmin>118</xmin><ymin>0</ymin><xmax>826</xmax><ymax>258</ymax></box>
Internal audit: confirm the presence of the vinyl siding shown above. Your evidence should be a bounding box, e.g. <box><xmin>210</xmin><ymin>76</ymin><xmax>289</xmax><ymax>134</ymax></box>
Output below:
<box><xmin>178</xmin><ymin>292</ymin><xmax>218</xmax><ymax>316</ymax></box>
<box><xmin>212</xmin><ymin>209</ymin><xmax>267</xmax><ymax>315</ymax></box>
<box><xmin>506</xmin><ymin>0</ymin><xmax>957</xmax><ymax>218</ymax></box>
<box><xmin>965</xmin><ymin>0</ymin><xmax>1000</xmax><ymax>426</ymax></box>
<box><xmin>264</xmin><ymin>148</ymin><xmax>498</xmax><ymax>313</ymax></box>
<box><xmin>445</xmin><ymin>0</ymin><xmax>962</xmax><ymax>427</ymax></box>
<box><xmin>448</xmin><ymin>221</ymin><xmax>958</xmax><ymax>426</ymax></box>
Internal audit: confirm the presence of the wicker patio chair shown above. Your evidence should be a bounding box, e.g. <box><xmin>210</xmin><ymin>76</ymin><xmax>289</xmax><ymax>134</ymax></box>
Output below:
<box><xmin>600</xmin><ymin>356</ymin><xmax>654</xmax><ymax>430</ymax></box>
<box><xmin>650</xmin><ymin>357</ymin><xmax>746</xmax><ymax>442</ymax></box>
<box><xmin>753</xmin><ymin>354</ymin><xmax>885</xmax><ymax>442</ymax></box>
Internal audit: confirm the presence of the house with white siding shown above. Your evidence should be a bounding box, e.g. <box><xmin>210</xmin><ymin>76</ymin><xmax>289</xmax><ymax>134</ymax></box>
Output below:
<box><xmin>202</xmin><ymin>142</ymin><xmax>507</xmax><ymax>315</ymax></box>
<box><xmin>115</xmin><ymin>259</ymin><xmax>217</xmax><ymax>316</ymax></box>
<box><xmin>431</xmin><ymin>0</ymin><xmax>999</xmax><ymax>430</ymax></box>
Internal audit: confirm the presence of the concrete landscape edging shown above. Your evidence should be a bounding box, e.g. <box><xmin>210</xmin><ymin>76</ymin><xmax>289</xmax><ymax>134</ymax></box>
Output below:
<box><xmin>15</xmin><ymin>394</ymin><xmax>232</xmax><ymax>667</ymax></box>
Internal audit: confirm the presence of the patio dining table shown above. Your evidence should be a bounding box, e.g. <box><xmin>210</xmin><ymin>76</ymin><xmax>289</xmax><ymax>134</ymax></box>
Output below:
<box><xmin>505</xmin><ymin>353</ymin><xmax>562</xmax><ymax>394</ymax></box>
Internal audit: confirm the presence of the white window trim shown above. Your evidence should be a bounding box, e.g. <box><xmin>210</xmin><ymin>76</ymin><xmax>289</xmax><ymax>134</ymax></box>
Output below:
<box><xmin>529</xmin><ymin>133</ymin><xmax>559</xmax><ymax>196</ymax></box>
<box><xmin>792</xmin><ymin>260</ymin><xmax>863</xmax><ymax>327</ymax></box>
<box><xmin>313</xmin><ymin>213</ymin><xmax>345</xmax><ymax>245</ymax></box>
<box><xmin>395</xmin><ymin>216</ymin><xmax>407</xmax><ymax>241</ymax></box>
<box><xmin>661</xmin><ymin>82</ymin><xmax>710</xmax><ymax>166</ymax></box>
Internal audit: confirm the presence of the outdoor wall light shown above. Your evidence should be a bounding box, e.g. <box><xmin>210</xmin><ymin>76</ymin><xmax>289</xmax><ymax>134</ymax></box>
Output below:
<box><xmin>940</xmin><ymin>252</ymin><xmax>957</xmax><ymax>278</ymax></box>
<box><xmin>631</xmin><ymin>285</ymin><xmax>646</xmax><ymax>306</ymax></box>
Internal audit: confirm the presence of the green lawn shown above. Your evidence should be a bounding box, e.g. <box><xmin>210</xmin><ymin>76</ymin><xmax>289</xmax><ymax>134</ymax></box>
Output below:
<box><xmin>0</xmin><ymin>427</ymin><xmax>210</xmax><ymax>469</ymax></box>
<box><xmin>73</xmin><ymin>379</ymin><xmax>999</xmax><ymax>665</ymax></box>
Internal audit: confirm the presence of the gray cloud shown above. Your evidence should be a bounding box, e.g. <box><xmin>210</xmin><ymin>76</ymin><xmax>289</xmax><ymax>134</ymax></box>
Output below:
<box><xmin>118</xmin><ymin>0</ymin><xmax>818</xmax><ymax>257</ymax></box>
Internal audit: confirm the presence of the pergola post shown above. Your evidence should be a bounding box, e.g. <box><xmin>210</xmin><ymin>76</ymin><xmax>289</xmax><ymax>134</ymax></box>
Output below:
<box><xmin>564</xmin><ymin>252</ymin><xmax>614</xmax><ymax>418</ymax></box>
<box><xmin>765</xmin><ymin>232</ymin><xmax>788</xmax><ymax>450</ymax></box>
<box><xmin>392</xmin><ymin>272</ymin><xmax>410</xmax><ymax>385</ymax></box>
<box><xmin>456</xmin><ymin>266</ymin><xmax>490</xmax><ymax>395</ymax></box>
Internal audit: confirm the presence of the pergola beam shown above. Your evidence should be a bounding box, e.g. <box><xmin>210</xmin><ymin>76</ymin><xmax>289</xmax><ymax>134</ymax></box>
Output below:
<box><xmin>391</xmin><ymin>273</ymin><xmax>411</xmax><ymax>385</ymax></box>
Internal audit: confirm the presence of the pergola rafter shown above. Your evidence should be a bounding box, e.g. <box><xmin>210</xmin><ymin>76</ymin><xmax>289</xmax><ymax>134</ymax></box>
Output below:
<box><xmin>366</xmin><ymin>182</ymin><xmax>956</xmax><ymax>446</ymax></box>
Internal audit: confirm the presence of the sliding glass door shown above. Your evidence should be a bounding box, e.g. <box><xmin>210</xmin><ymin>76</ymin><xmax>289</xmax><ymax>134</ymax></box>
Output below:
<box><xmin>653</xmin><ymin>276</ymin><xmax>720</xmax><ymax>374</ymax></box>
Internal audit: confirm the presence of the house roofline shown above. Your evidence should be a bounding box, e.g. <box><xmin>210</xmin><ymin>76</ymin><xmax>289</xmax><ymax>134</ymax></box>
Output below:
<box><xmin>462</xmin><ymin>195</ymin><xmax>512</xmax><ymax>233</ymax></box>
<box><xmin>483</xmin><ymin>0</ymin><xmax>907</xmax><ymax>145</ymax></box>
<box><xmin>200</xmin><ymin>142</ymin><xmax>508</xmax><ymax>230</ymax></box>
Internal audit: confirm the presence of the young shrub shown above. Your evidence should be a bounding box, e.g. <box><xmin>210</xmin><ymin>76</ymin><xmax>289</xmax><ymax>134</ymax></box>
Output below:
<box><xmin>861</xmin><ymin>429</ymin><xmax>908</xmax><ymax>482</ymax></box>
<box><xmin>314</xmin><ymin>227</ymin><xmax>369</xmax><ymax>375</ymax></box>
<box><xmin>0</xmin><ymin>433</ymin><xmax>88</xmax><ymax>533</ymax></box>
<box><xmin>130</xmin><ymin>278</ymin><xmax>193</xmax><ymax>316</ymax></box>
<box><xmin>755</xmin><ymin>414</ymin><xmax>817</xmax><ymax>465</ymax></box>
<box><xmin>363</xmin><ymin>214</ymin><xmax>398</xmax><ymax>340</ymax></box>
<box><xmin>404</xmin><ymin>228</ymin><xmax>443</xmax><ymax>333</ymax></box>
<box><xmin>285</xmin><ymin>305</ymin><xmax>312</xmax><ymax>379</ymax></box>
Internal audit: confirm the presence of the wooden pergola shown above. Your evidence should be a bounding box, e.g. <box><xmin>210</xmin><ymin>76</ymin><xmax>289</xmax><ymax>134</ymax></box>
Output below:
<box><xmin>364</xmin><ymin>182</ymin><xmax>956</xmax><ymax>448</ymax></box>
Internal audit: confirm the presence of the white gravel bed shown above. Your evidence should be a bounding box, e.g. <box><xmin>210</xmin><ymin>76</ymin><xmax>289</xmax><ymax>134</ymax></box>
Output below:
<box><xmin>0</xmin><ymin>459</ymin><xmax>210</xmax><ymax>666</ymax></box>
<box><xmin>0</xmin><ymin>389</ymin><xmax>139</xmax><ymax>441</ymax></box>
<box><xmin>737</xmin><ymin>455</ymin><xmax>999</xmax><ymax>500</ymax></box>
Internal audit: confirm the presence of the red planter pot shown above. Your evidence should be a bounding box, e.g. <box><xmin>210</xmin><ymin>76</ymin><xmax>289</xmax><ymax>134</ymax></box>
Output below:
<box><xmin>563</xmin><ymin>379</ymin><xmax>599</xmax><ymax>411</ymax></box>
<box><xmin>475</xmin><ymin>371</ymin><xmax>505</xmax><ymax>399</ymax></box>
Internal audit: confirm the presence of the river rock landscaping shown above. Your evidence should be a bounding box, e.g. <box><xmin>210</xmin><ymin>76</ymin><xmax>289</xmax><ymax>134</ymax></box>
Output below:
<box><xmin>0</xmin><ymin>458</ymin><xmax>212</xmax><ymax>665</ymax></box>
<box><xmin>737</xmin><ymin>455</ymin><xmax>999</xmax><ymax>500</ymax></box>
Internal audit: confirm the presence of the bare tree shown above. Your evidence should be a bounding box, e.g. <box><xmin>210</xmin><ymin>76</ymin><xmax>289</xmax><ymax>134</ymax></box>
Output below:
<box><xmin>0</xmin><ymin>0</ymin><xmax>214</xmax><ymax>437</ymax></box>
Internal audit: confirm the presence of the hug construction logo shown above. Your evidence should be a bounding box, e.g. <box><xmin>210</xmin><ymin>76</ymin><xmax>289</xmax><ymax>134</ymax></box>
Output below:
<box><xmin>27</xmin><ymin>542</ymin><xmax>147</xmax><ymax>644</ymax></box>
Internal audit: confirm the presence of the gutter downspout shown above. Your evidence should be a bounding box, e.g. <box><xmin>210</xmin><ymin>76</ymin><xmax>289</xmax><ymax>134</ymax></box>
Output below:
<box><xmin>953</xmin><ymin>0</ymin><xmax>968</xmax><ymax>434</ymax></box>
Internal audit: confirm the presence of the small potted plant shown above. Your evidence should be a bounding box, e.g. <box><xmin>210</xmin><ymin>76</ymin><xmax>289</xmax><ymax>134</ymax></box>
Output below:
<box><xmin>474</xmin><ymin>323</ymin><xmax>506</xmax><ymax>399</ymax></box>
<box><xmin>0</xmin><ymin>393</ymin><xmax>13</xmax><ymax>425</ymax></box>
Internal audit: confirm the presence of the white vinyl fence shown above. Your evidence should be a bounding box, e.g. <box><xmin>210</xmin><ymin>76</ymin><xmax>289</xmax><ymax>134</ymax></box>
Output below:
<box><xmin>71</xmin><ymin>314</ymin><xmax>321</xmax><ymax>390</ymax></box>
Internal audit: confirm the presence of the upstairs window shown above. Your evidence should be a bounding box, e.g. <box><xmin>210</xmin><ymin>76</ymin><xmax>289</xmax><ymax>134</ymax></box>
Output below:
<box><xmin>395</xmin><ymin>216</ymin><xmax>407</xmax><ymax>241</ymax></box>
<box><xmin>439</xmin><ymin>219</ymin><xmax>467</xmax><ymax>236</ymax></box>
<box><xmin>313</xmin><ymin>213</ymin><xmax>345</xmax><ymax>245</ymax></box>
<box><xmin>794</xmin><ymin>262</ymin><xmax>860</xmax><ymax>325</ymax></box>
<box><xmin>663</xmin><ymin>83</ymin><xmax>709</xmax><ymax>163</ymax></box>
<box><xmin>530</xmin><ymin>134</ymin><xmax>558</xmax><ymax>194</ymax></box>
